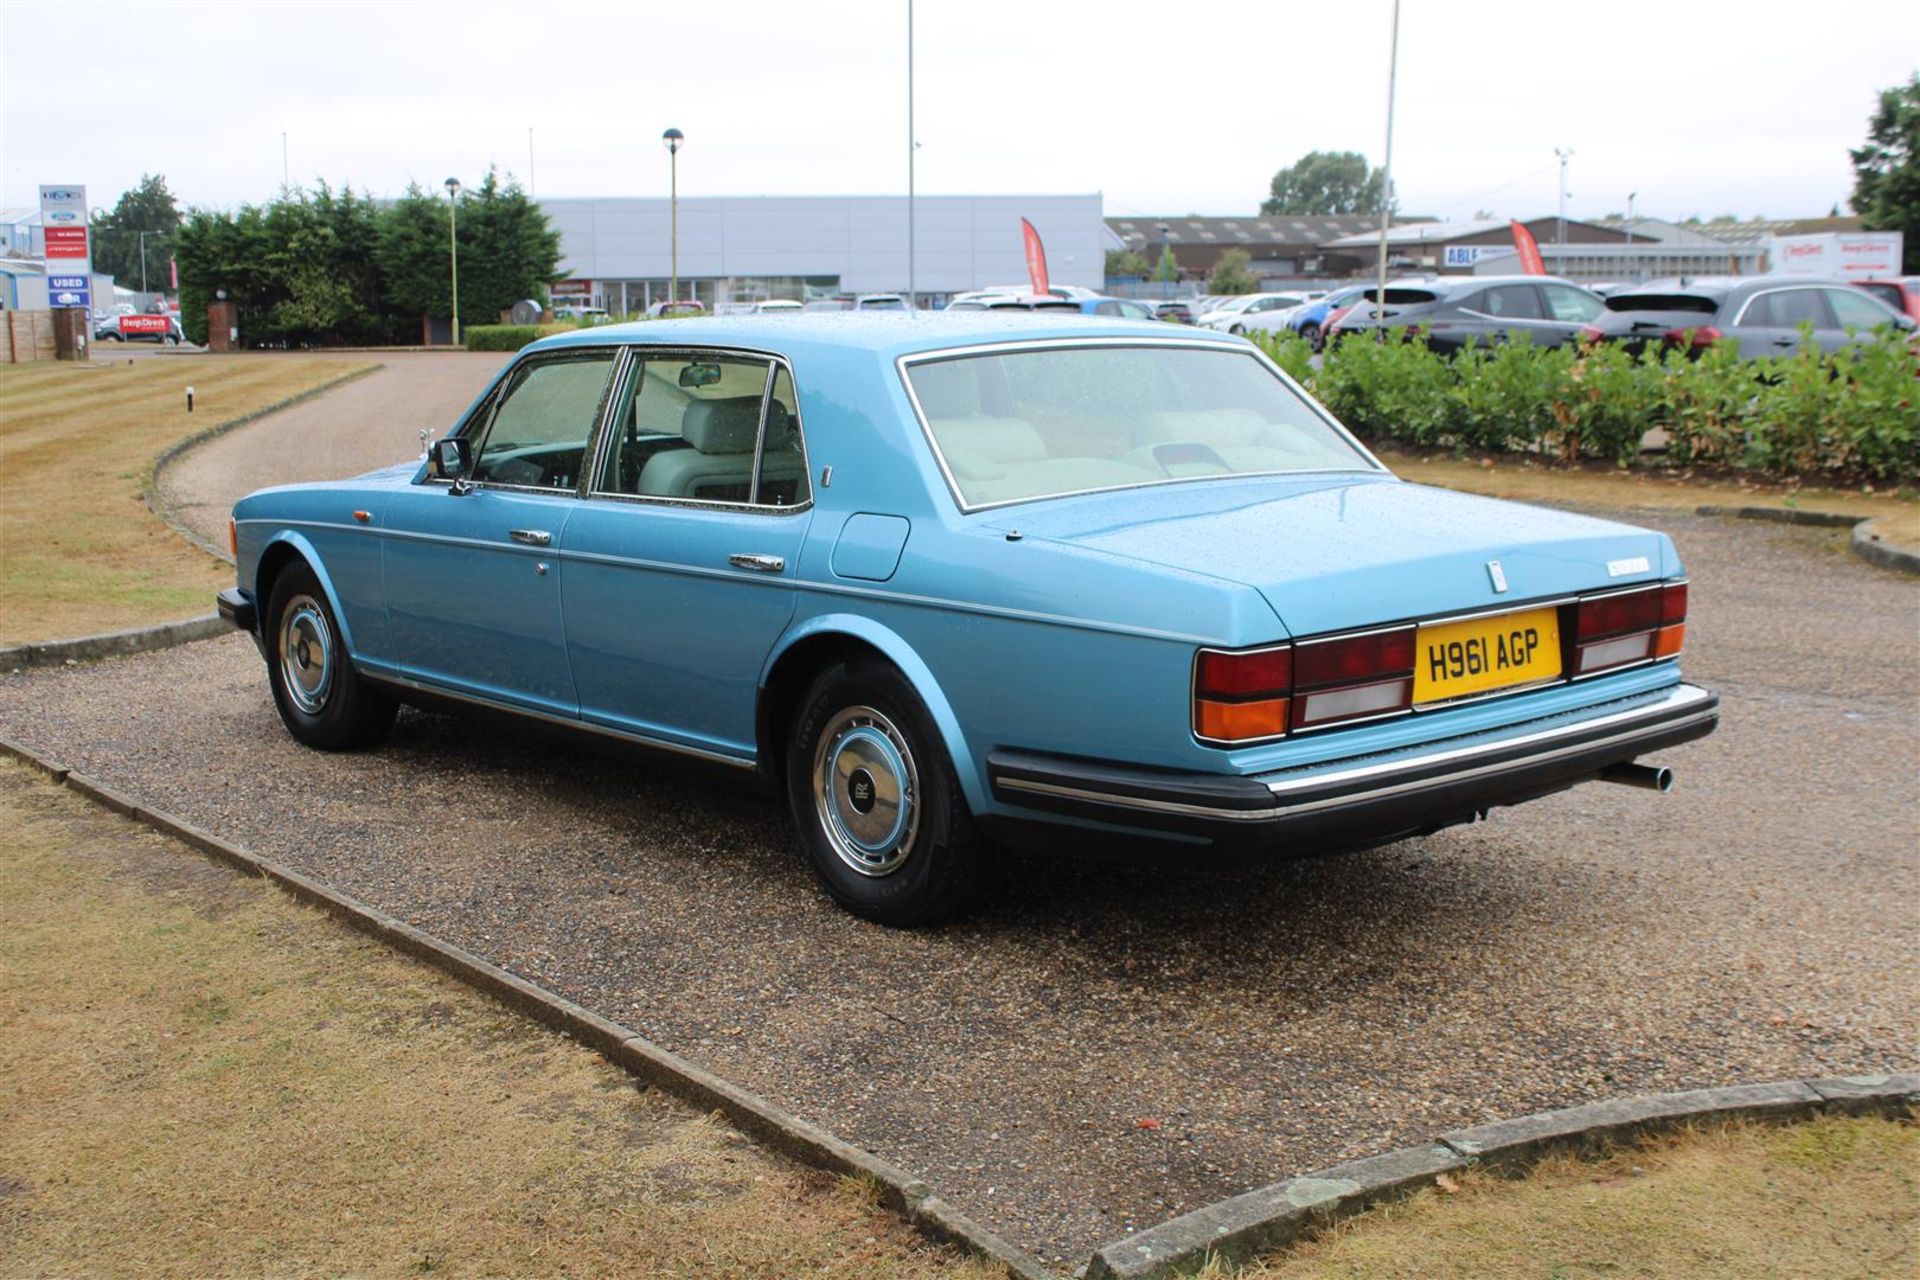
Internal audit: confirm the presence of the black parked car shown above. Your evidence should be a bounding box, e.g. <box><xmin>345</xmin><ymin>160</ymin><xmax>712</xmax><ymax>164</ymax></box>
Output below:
<box><xmin>1330</xmin><ymin>276</ymin><xmax>1605</xmax><ymax>353</ymax></box>
<box><xmin>1583</xmin><ymin>276</ymin><xmax>1914</xmax><ymax>360</ymax></box>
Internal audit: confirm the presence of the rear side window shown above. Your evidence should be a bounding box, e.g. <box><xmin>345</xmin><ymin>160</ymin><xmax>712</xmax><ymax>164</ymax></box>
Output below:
<box><xmin>1480</xmin><ymin>286</ymin><xmax>1544</xmax><ymax>320</ymax></box>
<box><xmin>1746</xmin><ymin>288</ymin><xmax>1832</xmax><ymax>329</ymax></box>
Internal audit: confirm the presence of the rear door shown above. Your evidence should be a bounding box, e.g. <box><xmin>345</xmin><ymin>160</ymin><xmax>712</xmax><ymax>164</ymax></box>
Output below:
<box><xmin>1454</xmin><ymin>284</ymin><xmax>1553</xmax><ymax>351</ymax></box>
<box><xmin>1732</xmin><ymin>285</ymin><xmax>1836</xmax><ymax>357</ymax></box>
<box><xmin>558</xmin><ymin>349</ymin><xmax>815</xmax><ymax>761</ymax></box>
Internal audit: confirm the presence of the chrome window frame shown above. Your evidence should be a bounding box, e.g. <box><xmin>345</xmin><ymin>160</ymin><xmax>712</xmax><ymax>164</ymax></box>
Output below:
<box><xmin>895</xmin><ymin>335</ymin><xmax>1389</xmax><ymax>516</ymax></box>
<box><xmin>579</xmin><ymin>342</ymin><xmax>815</xmax><ymax>517</ymax></box>
<box><xmin>422</xmin><ymin>347</ymin><xmax>624</xmax><ymax>498</ymax></box>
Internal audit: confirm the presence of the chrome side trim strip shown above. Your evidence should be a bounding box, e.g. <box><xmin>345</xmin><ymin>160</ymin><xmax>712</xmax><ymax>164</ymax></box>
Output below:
<box><xmin>360</xmin><ymin>669</ymin><xmax>757</xmax><ymax>770</ymax></box>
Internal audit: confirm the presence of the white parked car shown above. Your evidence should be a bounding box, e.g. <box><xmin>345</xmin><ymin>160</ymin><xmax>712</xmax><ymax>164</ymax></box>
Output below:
<box><xmin>1197</xmin><ymin>292</ymin><xmax>1313</xmax><ymax>334</ymax></box>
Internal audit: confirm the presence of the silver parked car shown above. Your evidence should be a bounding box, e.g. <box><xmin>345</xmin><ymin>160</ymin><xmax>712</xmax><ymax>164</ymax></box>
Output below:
<box><xmin>1586</xmin><ymin>276</ymin><xmax>1915</xmax><ymax>359</ymax></box>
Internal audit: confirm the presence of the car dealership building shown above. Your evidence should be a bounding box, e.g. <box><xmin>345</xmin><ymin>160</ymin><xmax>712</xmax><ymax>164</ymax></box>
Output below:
<box><xmin>539</xmin><ymin>193</ymin><xmax>1105</xmax><ymax>312</ymax></box>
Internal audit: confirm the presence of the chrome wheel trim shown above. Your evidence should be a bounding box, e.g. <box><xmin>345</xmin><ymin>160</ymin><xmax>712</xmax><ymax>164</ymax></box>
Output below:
<box><xmin>811</xmin><ymin>704</ymin><xmax>920</xmax><ymax>878</ymax></box>
<box><xmin>278</xmin><ymin>594</ymin><xmax>335</xmax><ymax>716</ymax></box>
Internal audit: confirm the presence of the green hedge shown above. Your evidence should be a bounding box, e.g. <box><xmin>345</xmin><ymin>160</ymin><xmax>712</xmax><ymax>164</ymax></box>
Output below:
<box><xmin>1249</xmin><ymin>327</ymin><xmax>1918</xmax><ymax>482</ymax></box>
<box><xmin>462</xmin><ymin>322</ymin><xmax>586</xmax><ymax>352</ymax></box>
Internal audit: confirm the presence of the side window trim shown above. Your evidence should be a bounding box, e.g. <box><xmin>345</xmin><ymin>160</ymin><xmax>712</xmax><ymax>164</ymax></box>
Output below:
<box><xmin>583</xmin><ymin>344</ymin><xmax>814</xmax><ymax>516</ymax></box>
<box><xmin>462</xmin><ymin>348</ymin><xmax>623</xmax><ymax>496</ymax></box>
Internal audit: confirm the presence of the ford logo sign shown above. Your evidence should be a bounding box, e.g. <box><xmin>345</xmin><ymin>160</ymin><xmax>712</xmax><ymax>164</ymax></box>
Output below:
<box><xmin>45</xmin><ymin>210</ymin><xmax>80</xmax><ymax>224</ymax></box>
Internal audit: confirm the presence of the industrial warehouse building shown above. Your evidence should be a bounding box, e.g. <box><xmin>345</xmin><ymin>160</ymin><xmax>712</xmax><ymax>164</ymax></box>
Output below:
<box><xmin>540</xmin><ymin>193</ymin><xmax>1105</xmax><ymax>312</ymax></box>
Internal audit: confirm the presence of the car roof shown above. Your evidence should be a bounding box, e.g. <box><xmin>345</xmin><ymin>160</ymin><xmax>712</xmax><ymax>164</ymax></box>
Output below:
<box><xmin>528</xmin><ymin>311</ymin><xmax>1222</xmax><ymax>361</ymax></box>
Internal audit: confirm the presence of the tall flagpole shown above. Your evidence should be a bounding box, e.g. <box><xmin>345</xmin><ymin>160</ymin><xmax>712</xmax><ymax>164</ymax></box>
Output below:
<box><xmin>1374</xmin><ymin>0</ymin><xmax>1400</xmax><ymax>321</ymax></box>
<box><xmin>907</xmin><ymin>0</ymin><xmax>917</xmax><ymax>310</ymax></box>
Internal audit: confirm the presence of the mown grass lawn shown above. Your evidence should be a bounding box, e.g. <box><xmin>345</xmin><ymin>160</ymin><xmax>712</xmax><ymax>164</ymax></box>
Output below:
<box><xmin>0</xmin><ymin>356</ymin><xmax>372</xmax><ymax>646</ymax></box>
<box><xmin>0</xmin><ymin>761</ymin><xmax>998</xmax><ymax>1279</ymax></box>
<box><xmin>1197</xmin><ymin>1112</ymin><xmax>1916</xmax><ymax>1279</ymax></box>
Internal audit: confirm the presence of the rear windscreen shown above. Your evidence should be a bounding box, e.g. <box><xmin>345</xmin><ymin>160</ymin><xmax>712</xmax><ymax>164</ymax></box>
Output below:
<box><xmin>1605</xmin><ymin>294</ymin><xmax>1719</xmax><ymax>314</ymax></box>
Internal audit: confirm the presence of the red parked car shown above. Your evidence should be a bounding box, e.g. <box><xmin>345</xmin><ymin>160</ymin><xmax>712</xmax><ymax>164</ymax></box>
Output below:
<box><xmin>1855</xmin><ymin>278</ymin><xmax>1920</xmax><ymax>322</ymax></box>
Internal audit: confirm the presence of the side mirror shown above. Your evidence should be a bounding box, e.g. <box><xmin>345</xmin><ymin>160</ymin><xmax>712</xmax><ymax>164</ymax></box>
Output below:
<box><xmin>430</xmin><ymin>438</ymin><xmax>471</xmax><ymax>487</ymax></box>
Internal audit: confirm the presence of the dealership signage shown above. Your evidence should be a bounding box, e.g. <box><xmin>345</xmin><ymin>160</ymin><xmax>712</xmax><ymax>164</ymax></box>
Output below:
<box><xmin>39</xmin><ymin>184</ymin><xmax>91</xmax><ymax>307</ymax></box>
<box><xmin>1767</xmin><ymin>232</ymin><xmax>1902</xmax><ymax>281</ymax></box>
<box><xmin>1444</xmin><ymin>244</ymin><xmax>1516</xmax><ymax>268</ymax></box>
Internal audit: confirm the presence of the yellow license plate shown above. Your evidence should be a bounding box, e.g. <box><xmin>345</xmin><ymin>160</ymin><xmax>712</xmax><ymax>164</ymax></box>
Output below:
<box><xmin>1414</xmin><ymin>606</ymin><xmax>1562</xmax><ymax>704</ymax></box>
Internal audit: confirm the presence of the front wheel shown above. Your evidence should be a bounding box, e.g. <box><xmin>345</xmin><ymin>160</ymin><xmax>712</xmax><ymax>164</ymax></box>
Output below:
<box><xmin>1301</xmin><ymin>322</ymin><xmax>1323</xmax><ymax>351</ymax></box>
<box><xmin>1229</xmin><ymin>323</ymin><xmax>1245</xmax><ymax>335</ymax></box>
<box><xmin>265</xmin><ymin>561</ymin><xmax>396</xmax><ymax>750</ymax></box>
<box><xmin>786</xmin><ymin>659</ymin><xmax>995</xmax><ymax>926</ymax></box>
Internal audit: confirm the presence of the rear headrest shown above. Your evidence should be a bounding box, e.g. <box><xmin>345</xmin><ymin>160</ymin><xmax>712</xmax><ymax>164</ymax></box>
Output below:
<box><xmin>682</xmin><ymin>396</ymin><xmax>762</xmax><ymax>454</ymax></box>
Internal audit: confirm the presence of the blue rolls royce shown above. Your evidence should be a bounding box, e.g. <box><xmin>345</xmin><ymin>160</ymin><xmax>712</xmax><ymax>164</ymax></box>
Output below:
<box><xmin>218</xmin><ymin>315</ymin><xmax>1718</xmax><ymax>924</ymax></box>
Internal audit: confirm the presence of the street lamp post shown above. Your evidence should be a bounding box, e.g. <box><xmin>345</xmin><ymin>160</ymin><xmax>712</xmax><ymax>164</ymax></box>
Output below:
<box><xmin>662</xmin><ymin>128</ymin><xmax>684</xmax><ymax>308</ymax></box>
<box><xmin>444</xmin><ymin>177</ymin><xmax>462</xmax><ymax>346</ymax></box>
<box><xmin>137</xmin><ymin>230</ymin><xmax>157</xmax><ymax>294</ymax></box>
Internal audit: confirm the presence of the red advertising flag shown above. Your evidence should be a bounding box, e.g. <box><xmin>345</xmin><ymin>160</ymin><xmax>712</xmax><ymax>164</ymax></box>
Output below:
<box><xmin>1020</xmin><ymin>217</ymin><xmax>1051</xmax><ymax>297</ymax></box>
<box><xmin>1509</xmin><ymin>220</ymin><xmax>1546</xmax><ymax>276</ymax></box>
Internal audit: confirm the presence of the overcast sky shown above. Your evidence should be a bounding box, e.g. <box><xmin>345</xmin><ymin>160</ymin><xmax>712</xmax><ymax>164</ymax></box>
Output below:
<box><xmin>4</xmin><ymin>0</ymin><xmax>1915</xmax><ymax>224</ymax></box>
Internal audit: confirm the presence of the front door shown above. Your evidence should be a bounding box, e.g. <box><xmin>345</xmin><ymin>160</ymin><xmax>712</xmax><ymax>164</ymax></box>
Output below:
<box><xmin>381</xmin><ymin>349</ymin><xmax>618</xmax><ymax>716</ymax></box>
<box><xmin>560</xmin><ymin>351</ymin><xmax>815</xmax><ymax>760</ymax></box>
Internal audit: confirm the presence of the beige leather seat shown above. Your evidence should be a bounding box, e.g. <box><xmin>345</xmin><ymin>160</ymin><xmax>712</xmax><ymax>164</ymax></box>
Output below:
<box><xmin>637</xmin><ymin>395</ymin><xmax>807</xmax><ymax>503</ymax></box>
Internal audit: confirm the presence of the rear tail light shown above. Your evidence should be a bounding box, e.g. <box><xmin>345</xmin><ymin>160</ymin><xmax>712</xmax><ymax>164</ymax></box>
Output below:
<box><xmin>228</xmin><ymin>518</ymin><xmax>237</xmax><ymax>558</ymax></box>
<box><xmin>1579</xmin><ymin>324</ymin><xmax>1606</xmax><ymax>343</ymax></box>
<box><xmin>1194</xmin><ymin>646</ymin><xmax>1290</xmax><ymax>743</ymax></box>
<box><xmin>1572</xmin><ymin>580</ymin><xmax>1687</xmax><ymax>675</ymax></box>
<box><xmin>1193</xmin><ymin>628</ymin><xmax>1416</xmax><ymax>743</ymax></box>
<box><xmin>1663</xmin><ymin>324</ymin><xmax>1722</xmax><ymax>348</ymax></box>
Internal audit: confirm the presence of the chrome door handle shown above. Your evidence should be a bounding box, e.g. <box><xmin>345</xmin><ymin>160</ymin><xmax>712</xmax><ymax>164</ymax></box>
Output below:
<box><xmin>729</xmin><ymin>553</ymin><xmax>785</xmax><ymax>573</ymax></box>
<box><xmin>509</xmin><ymin>528</ymin><xmax>552</xmax><ymax>547</ymax></box>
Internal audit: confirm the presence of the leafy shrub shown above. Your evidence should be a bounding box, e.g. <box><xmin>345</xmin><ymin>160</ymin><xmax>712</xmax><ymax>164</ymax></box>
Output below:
<box><xmin>463</xmin><ymin>323</ymin><xmax>578</xmax><ymax>352</ymax></box>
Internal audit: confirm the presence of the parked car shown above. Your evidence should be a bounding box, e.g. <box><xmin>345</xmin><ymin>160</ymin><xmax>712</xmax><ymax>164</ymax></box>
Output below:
<box><xmin>804</xmin><ymin>294</ymin><xmax>910</xmax><ymax>312</ymax></box>
<box><xmin>1197</xmin><ymin>293</ymin><xmax>1312</xmax><ymax>334</ymax></box>
<box><xmin>1284</xmin><ymin>285</ymin><xmax>1375</xmax><ymax>350</ymax></box>
<box><xmin>648</xmin><ymin>300</ymin><xmax>706</xmax><ymax>319</ymax></box>
<box><xmin>218</xmin><ymin>314</ymin><xmax>1717</xmax><ymax>925</ymax></box>
<box><xmin>944</xmin><ymin>294</ymin><xmax>1080</xmax><ymax>313</ymax></box>
<box><xmin>1148</xmin><ymin>301</ymin><xmax>1196</xmax><ymax>324</ymax></box>
<box><xmin>94</xmin><ymin>311</ymin><xmax>183</xmax><ymax>344</ymax></box>
<box><xmin>552</xmin><ymin>305</ymin><xmax>611</xmax><ymax>322</ymax></box>
<box><xmin>1853</xmin><ymin>277</ymin><xmax>1920</xmax><ymax>322</ymax></box>
<box><xmin>745</xmin><ymin>299</ymin><xmax>805</xmax><ymax>314</ymax></box>
<box><xmin>1077</xmin><ymin>297</ymin><xmax>1157</xmax><ymax>319</ymax></box>
<box><xmin>1330</xmin><ymin>276</ymin><xmax>1606</xmax><ymax>354</ymax></box>
<box><xmin>1582</xmin><ymin>276</ymin><xmax>1914</xmax><ymax>359</ymax></box>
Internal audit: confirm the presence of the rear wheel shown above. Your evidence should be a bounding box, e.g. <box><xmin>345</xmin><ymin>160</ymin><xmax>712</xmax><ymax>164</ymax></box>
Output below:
<box><xmin>786</xmin><ymin>659</ymin><xmax>995</xmax><ymax>926</ymax></box>
<box><xmin>1301</xmin><ymin>322</ymin><xmax>1323</xmax><ymax>351</ymax></box>
<box><xmin>265</xmin><ymin>561</ymin><xmax>396</xmax><ymax>750</ymax></box>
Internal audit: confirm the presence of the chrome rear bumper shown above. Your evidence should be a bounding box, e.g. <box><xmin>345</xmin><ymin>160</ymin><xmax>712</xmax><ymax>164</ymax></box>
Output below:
<box><xmin>986</xmin><ymin>683</ymin><xmax>1718</xmax><ymax>848</ymax></box>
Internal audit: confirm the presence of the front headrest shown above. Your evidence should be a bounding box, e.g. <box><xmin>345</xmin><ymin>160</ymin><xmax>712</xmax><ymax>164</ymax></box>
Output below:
<box><xmin>682</xmin><ymin>396</ymin><xmax>762</xmax><ymax>454</ymax></box>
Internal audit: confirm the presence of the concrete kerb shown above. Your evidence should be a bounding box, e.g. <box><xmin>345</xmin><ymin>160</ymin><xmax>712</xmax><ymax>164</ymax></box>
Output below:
<box><xmin>1088</xmin><ymin>1075</ymin><xmax>1919</xmax><ymax>1280</ymax></box>
<box><xmin>143</xmin><ymin>361</ymin><xmax>384</xmax><ymax>566</ymax></box>
<box><xmin>0</xmin><ymin>733</ymin><xmax>1053</xmax><ymax>1280</ymax></box>
<box><xmin>1693</xmin><ymin>504</ymin><xmax>1920</xmax><ymax>576</ymax></box>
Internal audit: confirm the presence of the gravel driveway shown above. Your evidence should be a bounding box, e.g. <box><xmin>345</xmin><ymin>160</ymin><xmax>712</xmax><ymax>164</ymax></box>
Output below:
<box><xmin>4</xmin><ymin>506</ymin><xmax>1913</xmax><ymax>1269</ymax></box>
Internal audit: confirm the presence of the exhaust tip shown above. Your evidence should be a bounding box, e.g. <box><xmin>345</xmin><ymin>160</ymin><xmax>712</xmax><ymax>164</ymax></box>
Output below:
<box><xmin>1601</xmin><ymin>762</ymin><xmax>1674</xmax><ymax>793</ymax></box>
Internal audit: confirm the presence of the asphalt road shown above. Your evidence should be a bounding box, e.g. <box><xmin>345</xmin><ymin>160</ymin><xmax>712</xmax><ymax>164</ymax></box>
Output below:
<box><xmin>5</xmin><ymin>368</ymin><xmax>1916</xmax><ymax>1268</ymax></box>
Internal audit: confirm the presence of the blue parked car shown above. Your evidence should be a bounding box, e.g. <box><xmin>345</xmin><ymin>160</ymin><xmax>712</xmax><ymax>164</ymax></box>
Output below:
<box><xmin>219</xmin><ymin>314</ymin><xmax>1717</xmax><ymax>925</ymax></box>
<box><xmin>1282</xmin><ymin>284</ymin><xmax>1374</xmax><ymax>350</ymax></box>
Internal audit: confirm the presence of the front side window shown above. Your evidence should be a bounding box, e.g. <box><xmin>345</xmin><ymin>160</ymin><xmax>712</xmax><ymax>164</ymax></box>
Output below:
<box><xmin>596</xmin><ymin>352</ymin><xmax>807</xmax><ymax>508</ymax></box>
<box><xmin>1542</xmin><ymin>285</ymin><xmax>1602</xmax><ymax>323</ymax></box>
<box><xmin>905</xmin><ymin>343</ymin><xmax>1373</xmax><ymax>510</ymax></box>
<box><xmin>1825</xmin><ymin>287</ymin><xmax>1894</xmax><ymax>331</ymax></box>
<box><xmin>469</xmin><ymin>353</ymin><xmax>616</xmax><ymax>489</ymax></box>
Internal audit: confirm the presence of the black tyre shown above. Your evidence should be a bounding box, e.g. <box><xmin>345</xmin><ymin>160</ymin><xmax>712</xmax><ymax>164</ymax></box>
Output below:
<box><xmin>1229</xmin><ymin>323</ymin><xmax>1245</xmax><ymax>335</ymax></box>
<box><xmin>265</xmin><ymin>561</ymin><xmax>396</xmax><ymax>750</ymax></box>
<box><xmin>1302</xmin><ymin>322</ymin><xmax>1323</xmax><ymax>351</ymax></box>
<box><xmin>786</xmin><ymin>659</ymin><xmax>995</xmax><ymax>926</ymax></box>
